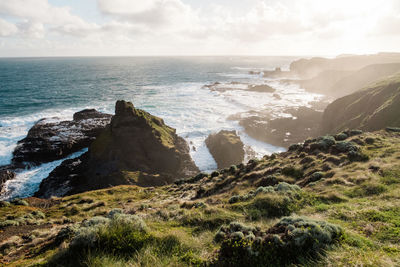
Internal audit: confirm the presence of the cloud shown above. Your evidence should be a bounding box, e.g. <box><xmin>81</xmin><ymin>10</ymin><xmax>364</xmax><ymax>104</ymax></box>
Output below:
<box><xmin>0</xmin><ymin>0</ymin><xmax>99</xmax><ymax>38</ymax></box>
<box><xmin>0</xmin><ymin>0</ymin><xmax>400</xmax><ymax>56</ymax></box>
<box><xmin>0</xmin><ymin>18</ymin><xmax>18</xmax><ymax>37</ymax></box>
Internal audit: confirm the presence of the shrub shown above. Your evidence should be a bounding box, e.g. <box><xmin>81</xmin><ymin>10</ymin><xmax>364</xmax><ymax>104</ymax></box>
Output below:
<box><xmin>229</xmin><ymin>165</ymin><xmax>238</xmax><ymax>174</ymax></box>
<box><xmin>281</xmin><ymin>166</ymin><xmax>304</xmax><ymax>179</ymax></box>
<box><xmin>309</xmin><ymin>172</ymin><xmax>324</xmax><ymax>182</ymax></box>
<box><xmin>335</xmin><ymin>132</ymin><xmax>348</xmax><ymax>141</ymax></box>
<box><xmin>229</xmin><ymin>195</ymin><xmax>241</xmax><ymax>204</ymax></box>
<box><xmin>274</xmin><ymin>182</ymin><xmax>301</xmax><ymax>193</ymax></box>
<box><xmin>107</xmin><ymin>208</ymin><xmax>123</xmax><ymax>218</ymax></box>
<box><xmin>211</xmin><ymin>171</ymin><xmax>220</xmax><ymax>178</ymax></box>
<box><xmin>348</xmin><ymin>151</ymin><xmax>369</xmax><ymax>162</ymax></box>
<box><xmin>82</xmin><ymin>216</ymin><xmax>110</xmax><ymax>227</ymax></box>
<box><xmin>348</xmin><ymin>129</ymin><xmax>363</xmax><ymax>136</ymax></box>
<box><xmin>65</xmin><ymin>205</ymin><xmax>80</xmax><ymax>216</ymax></box>
<box><xmin>31</xmin><ymin>210</ymin><xmax>46</xmax><ymax>219</ymax></box>
<box><xmin>11</xmin><ymin>198</ymin><xmax>29</xmax><ymax>206</ymax></box>
<box><xmin>0</xmin><ymin>201</ymin><xmax>10</xmax><ymax>207</ymax></box>
<box><xmin>335</xmin><ymin>141</ymin><xmax>358</xmax><ymax>153</ymax></box>
<box><xmin>347</xmin><ymin>182</ymin><xmax>388</xmax><ymax>197</ymax></box>
<box><xmin>0</xmin><ymin>220</ymin><xmax>20</xmax><ymax>228</ymax></box>
<box><xmin>215</xmin><ymin>217</ymin><xmax>343</xmax><ymax>266</ymax></box>
<box><xmin>288</xmin><ymin>143</ymin><xmax>302</xmax><ymax>151</ymax></box>
<box><xmin>247</xmin><ymin>194</ymin><xmax>299</xmax><ymax>218</ymax></box>
<box><xmin>310</xmin><ymin>136</ymin><xmax>336</xmax><ymax>151</ymax></box>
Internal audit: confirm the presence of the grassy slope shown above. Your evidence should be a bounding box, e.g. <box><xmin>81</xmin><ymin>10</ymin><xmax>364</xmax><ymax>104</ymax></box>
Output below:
<box><xmin>322</xmin><ymin>72</ymin><xmax>400</xmax><ymax>134</ymax></box>
<box><xmin>1</xmin><ymin>130</ymin><xmax>400</xmax><ymax>266</ymax></box>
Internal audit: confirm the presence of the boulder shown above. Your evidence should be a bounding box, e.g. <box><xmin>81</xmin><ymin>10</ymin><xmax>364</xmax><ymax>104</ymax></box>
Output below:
<box><xmin>35</xmin><ymin>100</ymin><xmax>199</xmax><ymax>198</ymax></box>
<box><xmin>205</xmin><ymin>130</ymin><xmax>244</xmax><ymax>169</ymax></box>
<box><xmin>12</xmin><ymin>109</ymin><xmax>112</xmax><ymax>166</ymax></box>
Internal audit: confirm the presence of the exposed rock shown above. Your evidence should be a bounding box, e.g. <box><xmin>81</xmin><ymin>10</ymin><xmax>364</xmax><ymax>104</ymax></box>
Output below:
<box><xmin>263</xmin><ymin>67</ymin><xmax>294</xmax><ymax>78</ymax></box>
<box><xmin>247</xmin><ymin>84</ymin><xmax>275</xmax><ymax>93</ymax></box>
<box><xmin>35</xmin><ymin>100</ymin><xmax>199</xmax><ymax>198</ymax></box>
<box><xmin>205</xmin><ymin>130</ymin><xmax>244</xmax><ymax>169</ymax></box>
<box><xmin>35</xmin><ymin>153</ymin><xmax>89</xmax><ymax>198</ymax></box>
<box><xmin>0</xmin><ymin>168</ymin><xmax>16</xmax><ymax>191</ymax></box>
<box><xmin>12</xmin><ymin>109</ymin><xmax>112</xmax><ymax>166</ymax></box>
<box><xmin>239</xmin><ymin>107</ymin><xmax>322</xmax><ymax>148</ymax></box>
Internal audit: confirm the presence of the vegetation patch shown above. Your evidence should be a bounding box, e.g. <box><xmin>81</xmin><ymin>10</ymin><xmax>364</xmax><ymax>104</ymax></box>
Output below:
<box><xmin>214</xmin><ymin>217</ymin><xmax>343</xmax><ymax>266</ymax></box>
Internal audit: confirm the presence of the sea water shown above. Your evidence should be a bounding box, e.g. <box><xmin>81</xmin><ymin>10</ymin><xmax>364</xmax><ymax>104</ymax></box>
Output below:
<box><xmin>0</xmin><ymin>56</ymin><xmax>322</xmax><ymax>199</ymax></box>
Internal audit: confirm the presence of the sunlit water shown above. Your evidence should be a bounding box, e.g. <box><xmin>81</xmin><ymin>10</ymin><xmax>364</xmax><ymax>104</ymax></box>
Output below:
<box><xmin>0</xmin><ymin>57</ymin><xmax>323</xmax><ymax>200</ymax></box>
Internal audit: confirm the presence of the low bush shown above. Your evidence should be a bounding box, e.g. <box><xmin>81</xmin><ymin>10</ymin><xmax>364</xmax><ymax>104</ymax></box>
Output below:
<box><xmin>214</xmin><ymin>217</ymin><xmax>343</xmax><ymax>266</ymax></box>
<box><xmin>281</xmin><ymin>166</ymin><xmax>304</xmax><ymax>179</ymax></box>
<box><xmin>11</xmin><ymin>198</ymin><xmax>29</xmax><ymax>206</ymax></box>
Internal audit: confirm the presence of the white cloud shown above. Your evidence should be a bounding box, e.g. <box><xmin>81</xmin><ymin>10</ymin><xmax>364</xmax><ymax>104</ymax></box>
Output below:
<box><xmin>0</xmin><ymin>0</ymin><xmax>400</xmax><ymax>56</ymax></box>
<box><xmin>0</xmin><ymin>18</ymin><xmax>18</xmax><ymax>37</ymax></box>
<box><xmin>0</xmin><ymin>0</ymin><xmax>99</xmax><ymax>38</ymax></box>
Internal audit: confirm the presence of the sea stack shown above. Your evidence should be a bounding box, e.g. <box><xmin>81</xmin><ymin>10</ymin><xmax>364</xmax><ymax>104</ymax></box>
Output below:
<box><xmin>35</xmin><ymin>100</ymin><xmax>199</xmax><ymax>198</ymax></box>
<box><xmin>205</xmin><ymin>130</ymin><xmax>245</xmax><ymax>169</ymax></box>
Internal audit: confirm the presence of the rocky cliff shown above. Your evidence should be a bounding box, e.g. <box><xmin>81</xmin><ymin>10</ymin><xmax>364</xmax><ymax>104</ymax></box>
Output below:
<box><xmin>35</xmin><ymin>100</ymin><xmax>199</xmax><ymax>198</ymax></box>
<box><xmin>322</xmin><ymin>72</ymin><xmax>400</xmax><ymax>134</ymax></box>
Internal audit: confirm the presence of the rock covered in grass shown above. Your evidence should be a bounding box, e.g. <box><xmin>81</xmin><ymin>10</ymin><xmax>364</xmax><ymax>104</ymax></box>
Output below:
<box><xmin>205</xmin><ymin>130</ymin><xmax>244</xmax><ymax>169</ymax></box>
<box><xmin>36</xmin><ymin>100</ymin><xmax>199</xmax><ymax>198</ymax></box>
<box><xmin>215</xmin><ymin>217</ymin><xmax>343</xmax><ymax>266</ymax></box>
<box><xmin>12</xmin><ymin>109</ymin><xmax>112</xmax><ymax>166</ymax></box>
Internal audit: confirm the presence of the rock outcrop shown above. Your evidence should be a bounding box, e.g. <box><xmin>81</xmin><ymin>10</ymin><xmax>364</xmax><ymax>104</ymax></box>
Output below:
<box><xmin>12</xmin><ymin>109</ymin><xmax>112</xmax><ymax>166</ymax></box>
<box><xmin>205</xmin><ymin>130</ymin><xmax>245</xmax><ymax>169</ymax></box>
<box><xmin>0</xmin><ymin>168</ymin><xmax>16</xmax><ymax>191</ymax></box>
<box><xmin>35</xmin><ymin>100</ymin><xmax>199</xmax><ymax>198</ymax></box>
<box><xmin>240</xmin><ymin>107</ymin><xmax>322</xmax><ymax>148</ymax></box>
<box><xmin>247</xmin><ymin>84</ymin><xmax>275</xmax><ymax>93</ymax></box>
<box><xmin>322</xmin><ymin>72</ymin><xmax>400</xmax><ymax>134</ymax></box>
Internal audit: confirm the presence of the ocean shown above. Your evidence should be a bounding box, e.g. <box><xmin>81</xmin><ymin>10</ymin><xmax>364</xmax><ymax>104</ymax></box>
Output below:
<box><xmin>0</xmin><ymin>56</ymin><xmax>323</xmax><ymax>199</ymax></box>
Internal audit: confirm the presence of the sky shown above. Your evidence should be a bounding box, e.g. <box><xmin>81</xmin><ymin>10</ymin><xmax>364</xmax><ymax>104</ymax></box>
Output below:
<box><xmin>0</xmin><ymin>0</ymin><xmax>399</xmax><ymax>57</ymax></box>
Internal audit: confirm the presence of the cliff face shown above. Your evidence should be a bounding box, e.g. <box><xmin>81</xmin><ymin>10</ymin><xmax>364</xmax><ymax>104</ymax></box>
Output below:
<box><xmin>87</xmin><ymin>100</ymin><xmax>199</xmax><ymax>186</ymax></box>
<box><xmin>298</xmin><ymin>63</ymin><xmax>400</xmax><ymax>97</ymax></box>
<box><xmin>322</xmin><ymin>72</ymin><xmax>400</xmax><ymax>134</ymax></box>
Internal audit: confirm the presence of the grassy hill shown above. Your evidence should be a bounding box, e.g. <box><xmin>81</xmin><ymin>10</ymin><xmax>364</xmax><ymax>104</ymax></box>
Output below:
<box><xmin>297</xmin><ymin>63</ymin><xmax>400</xmax><ymax>98</ymax></box>
<box><xmin>1</xmin><ymin>129</ymin><xmax>400</xmax><ymax>266</ymax></box>
<box><xmin>322</xmin><ymin>72</ymin><xmax>400</xmax><ymax>134</ymax></box>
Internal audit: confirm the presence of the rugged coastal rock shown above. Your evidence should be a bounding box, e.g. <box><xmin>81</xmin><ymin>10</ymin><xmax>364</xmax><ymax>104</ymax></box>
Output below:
<box><xmin>205</xmin><ymin>130</ymin><xmax>244</xmax><ymax>169</ymax></box>
<box><xmin>247</xmin><ymin>84</ymin><xmax>275</xmax><ymax>93</ymax></box>
<box><xmin>35</xmin><ymin>100</ymin><xmax>199</xmax><ymax>198</ymax></box>
<box><xmin>322</xmin><ymin>72</ymin><xmax>400</xmax><ymax>134</ymax></box>
<box><xmin>0</xmin><ymin>168</ymin><xmax>16</xmax><ymax>191</ymax></box>
<box><xmin>239</xmin><ymin>107</ymin><xmax>322</xmax><ymax>147</ymax></box>
<box><xmin>12</xmin><ymin>109</ymin><xmax>112</xmax><ymax>166</ymax></box>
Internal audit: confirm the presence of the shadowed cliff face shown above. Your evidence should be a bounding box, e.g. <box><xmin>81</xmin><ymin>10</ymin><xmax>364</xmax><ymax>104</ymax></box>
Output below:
<box><xmin>89</xmin><ymin>100</ymin><xmax>199</xmax><ymax>183</ymax></box>
<box><xmin>322</xmin><ymin>72</ymin><xmax>400</xmax><ymax>134</ymax></box>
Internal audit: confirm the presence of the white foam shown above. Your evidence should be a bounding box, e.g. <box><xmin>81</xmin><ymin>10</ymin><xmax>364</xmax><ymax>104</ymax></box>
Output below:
<box><xmin>1</xmin><ymin>148</ymin><xmax>88</xmax><ymax>201</ymax></box>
